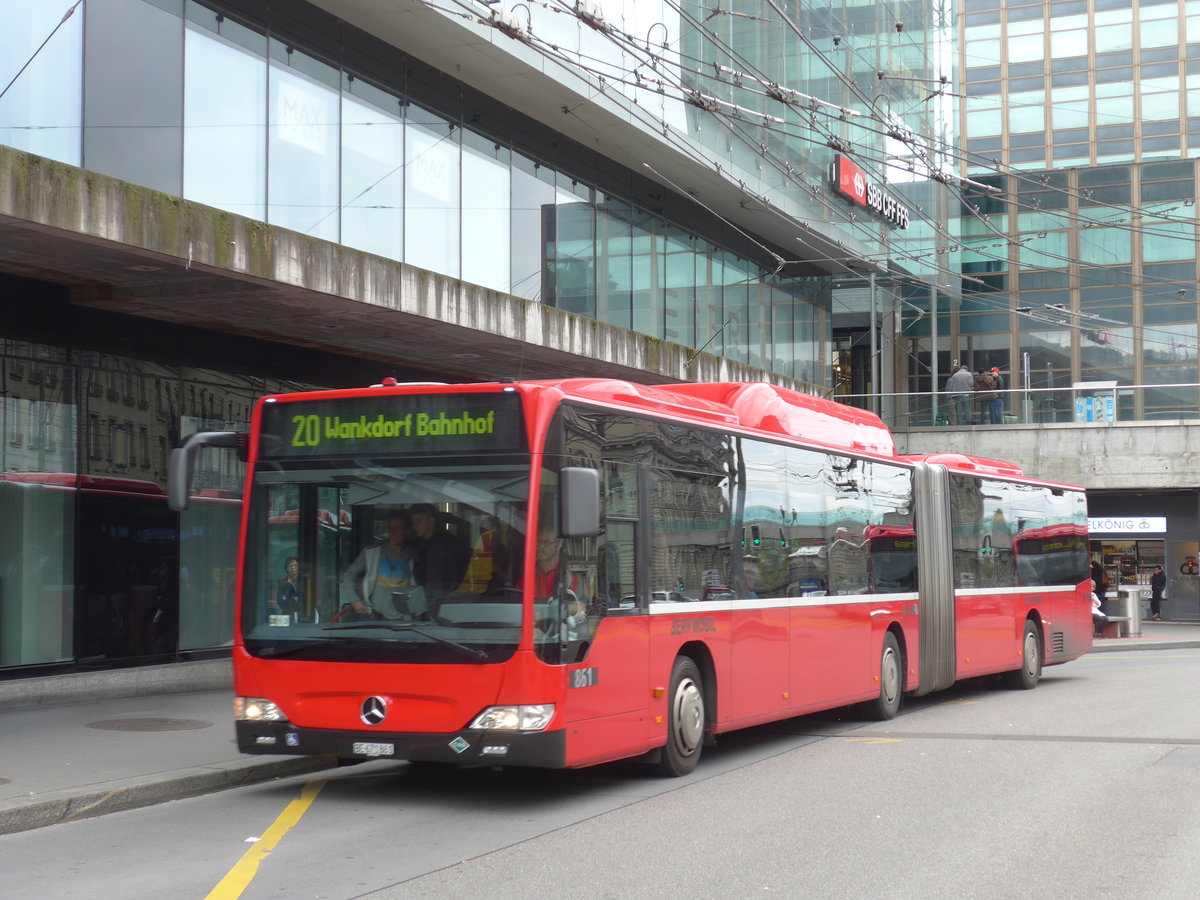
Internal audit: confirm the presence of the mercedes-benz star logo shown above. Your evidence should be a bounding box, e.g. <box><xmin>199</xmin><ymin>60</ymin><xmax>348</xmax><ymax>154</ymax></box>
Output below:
<box><xmin>360</xmin><ymin>696</ymin><xmax>388</xmax><ymax>726</ymax></box>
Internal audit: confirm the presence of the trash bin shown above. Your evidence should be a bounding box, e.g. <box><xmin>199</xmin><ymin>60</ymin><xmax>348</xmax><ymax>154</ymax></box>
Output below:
<box><xmin>1118</xmin><ymin>586</ymin><xmax>1143</xmax><ymax>637</ymax></box>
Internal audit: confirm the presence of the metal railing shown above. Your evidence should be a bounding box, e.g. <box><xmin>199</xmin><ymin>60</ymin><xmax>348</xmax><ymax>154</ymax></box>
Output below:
<box><xmin>831</xmin><ymin>382</ymin><xmax>1200</xmax><ymax>432</ymax></box>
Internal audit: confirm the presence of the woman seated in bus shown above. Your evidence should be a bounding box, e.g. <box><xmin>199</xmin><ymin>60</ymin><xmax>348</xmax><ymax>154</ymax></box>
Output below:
<box><xmin>338</xmin><ymin>511</ymin><xmax>425</xmax><ymax>621</ymax></box>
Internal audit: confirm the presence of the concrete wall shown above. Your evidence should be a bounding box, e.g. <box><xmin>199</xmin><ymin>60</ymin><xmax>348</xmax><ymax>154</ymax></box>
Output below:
<box><xmin>0</xmin><ymin>144</ymin><xmax>811</xmax><ymax>391</ymax></box>
<box><xmin>896</xmin><ymin>421</ymin><xmax>1200</xmax><ymax>491</ymax></box>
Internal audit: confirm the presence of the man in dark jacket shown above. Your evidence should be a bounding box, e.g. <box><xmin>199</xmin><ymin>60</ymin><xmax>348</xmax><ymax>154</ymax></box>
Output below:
<box><xmin>409</xmin><ymin>503</ymin><xmax>471</xmax><ymax>612</ymax></box>
<box><xmin>973</xmin><ymin>369</ymin><xmax>999</xmax><ymax>424</ymax></box>
<box><xmin>1150</xmin><ymin>565</ymin><xmax>1166</xmax><ymax>620</ymax></box>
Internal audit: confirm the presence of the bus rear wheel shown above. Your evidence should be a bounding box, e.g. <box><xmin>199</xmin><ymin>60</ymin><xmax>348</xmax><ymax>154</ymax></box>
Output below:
<box><xmin>1004</xmin><ymin>619</ymin><xmax>1042</xmax><ymax>690</ymax></box>
<box><xmin>657</xmin><ymin>656</ymin><xmax>705</xmax><ymax>777</ymax></box>
<box><xmin>866</xmin><ymin>632</ymin><xmax>903</xmax><ymax>720</ymax></box>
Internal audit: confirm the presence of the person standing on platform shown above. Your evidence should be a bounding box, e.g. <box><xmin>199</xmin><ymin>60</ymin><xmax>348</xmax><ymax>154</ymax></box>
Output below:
<box><xmin>973</xmin><ymin>368</ymin><xmax>1000</xmax><ymax>424</ymax></box>
<box><xmin>989</xmin><ymin>367</ymin><xmax>1006</xmax><ymax>424</ymax></box>
<box><xmin>945</xmin><ymin>364</ymin><xmax>974</xmax><ymax>425</ymax></box>
<box><xmin>1150</xmin><ymin>565</ymin><xmax>1166</xmax><ymax>620</ymax></box>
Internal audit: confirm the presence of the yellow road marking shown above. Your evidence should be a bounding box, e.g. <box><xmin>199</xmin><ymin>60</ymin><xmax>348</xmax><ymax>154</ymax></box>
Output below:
<box><xmin>205</xmin><ymin>779</ymin><xmax>327</xmax><ymax>900</ymax></box>
<box><xmin>845</xmin><ymin>737</ymin><xmax>901</xmax><ymax>744</ymax></box>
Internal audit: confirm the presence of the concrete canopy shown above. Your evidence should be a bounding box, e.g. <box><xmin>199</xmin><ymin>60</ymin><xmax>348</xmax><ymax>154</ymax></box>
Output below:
<box><xmin>0</xmin><ymin>146</ymin><xmax>792</xmax><ymax>389</ymax></box>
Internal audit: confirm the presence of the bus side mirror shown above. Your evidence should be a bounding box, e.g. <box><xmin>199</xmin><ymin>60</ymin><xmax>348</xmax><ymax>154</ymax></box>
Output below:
<box><xmin>168</xmin><ymin>431</ymin><xmax>245</xmax><ymax>511</ymax></box>
<box><xmin>559</xmin><ymin>467</ymin><xmax>600</xmax><ymax>538</ymax></box>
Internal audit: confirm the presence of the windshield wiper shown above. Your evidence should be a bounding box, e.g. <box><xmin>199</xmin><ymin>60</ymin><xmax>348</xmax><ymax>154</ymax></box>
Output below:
<box><xmin>327</xmin><ymin>623</ymin><xmax>489</xmax><ymax>661</ymax></box>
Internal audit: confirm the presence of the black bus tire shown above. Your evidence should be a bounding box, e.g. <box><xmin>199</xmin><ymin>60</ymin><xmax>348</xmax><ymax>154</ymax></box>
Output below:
<box><xmin>866</xmin><ymin>631</ymin><xmax>903</xmax><ymax>720</ymax></box>
<box><xmin>657</xmin><ymin>656</ymin><xmax>705</xmax><ymax>777</ymax></box>
<box><xmin>1004</xmin><ymin>619</ymin><xmax>1042</xmax><ymax>690</ymax></box>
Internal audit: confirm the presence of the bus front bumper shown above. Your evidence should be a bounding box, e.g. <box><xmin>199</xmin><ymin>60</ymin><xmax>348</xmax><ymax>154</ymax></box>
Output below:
<box><xmin>236</xmin><ymin>721</ymin><xmax>567</xmax><ymax>768</ymax></box>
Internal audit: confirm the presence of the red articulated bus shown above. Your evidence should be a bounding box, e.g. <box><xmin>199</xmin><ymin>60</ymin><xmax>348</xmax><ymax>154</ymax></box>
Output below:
<box><xmin>169</xmin><ymin>379</ymin><xmax>1092</xmax><ymax>776</ymax></box>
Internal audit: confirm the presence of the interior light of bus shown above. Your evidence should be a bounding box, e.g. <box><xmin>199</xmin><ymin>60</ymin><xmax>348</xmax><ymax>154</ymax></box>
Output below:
<box><xmin>469</xmin><ymin>704</ymin><xmax>555</xmax><ymax>731</ymax></box>
<box><xmin>234</xmin><ymin>697</ymin><xmax>289</xmax><ymax>722</ymax></box>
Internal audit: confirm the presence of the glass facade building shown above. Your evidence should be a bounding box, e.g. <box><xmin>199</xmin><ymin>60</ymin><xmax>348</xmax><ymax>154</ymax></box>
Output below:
<box><xmin>936</xmin><ymin>0</ymin><xmax>1200</xmax><ymax>422</ymax></box>
<box><xmin>0</xmin><ymin>0</ymin><xmax>951</xmax><ymax>674</ymax></box>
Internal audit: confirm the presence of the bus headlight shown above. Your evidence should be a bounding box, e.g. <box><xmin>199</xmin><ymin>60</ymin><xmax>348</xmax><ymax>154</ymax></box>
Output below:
<box><xmin>234</xmin><ymin>697</ymin><xmax>289</xmax><ymax>722</ymax></box>
<box><xmin>469</xmin><ymin>704</ymin><xmax>555</xmax><ymax>732</ymax></box>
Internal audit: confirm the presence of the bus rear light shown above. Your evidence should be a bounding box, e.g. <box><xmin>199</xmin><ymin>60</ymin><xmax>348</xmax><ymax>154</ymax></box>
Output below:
<box><xmin>469</xmin><ymin>704</ymin><xmax>555</xmax><ymax>732</ymax></box>
<box><xmin>235</xmin><ymin>697</ymin><xmax>289</xmax><ymax>722</ymax></box>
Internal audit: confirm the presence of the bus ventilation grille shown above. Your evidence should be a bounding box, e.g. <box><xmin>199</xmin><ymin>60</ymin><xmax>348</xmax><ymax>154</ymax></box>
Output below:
<box><xmin>1051</xmin><ymin>632</ymin><xmax>1065</xmax><ymax>655</ymax></box>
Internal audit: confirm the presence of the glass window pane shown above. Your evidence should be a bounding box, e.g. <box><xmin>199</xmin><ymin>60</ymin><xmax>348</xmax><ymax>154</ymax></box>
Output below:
<box><xmin>1020</xmin><ymin>231</ymin><xmax>1069</xmax><ymax>267</ymax></box>
<box><xmin>1051</xmin><ymin>104</ymin><xmax>1089</xmax><ymax>129</ymax></box>
<box><xmin>1142</xmin><ymin>90</ymin><xmax>1180</xmax><ymax>119</ymax></box>
<box><xmin>0</xmin><ymin>3</ymin><xmax>83</xmax><ymax>164</ymax></box>
<box><xmin>462</xmin><ymin>139</ymin><xmax>511</xmax><ymax>293</ymax></box>
<box><xmin>1094</xmin><ymin>23</ymin><xmax>1133</xmax><ymax>50</ymax></box>
<box><xmin>1143</xmin><ymin>221</ymin><xmax>1196</xmax><ymax>261</ymax></box>
<box><xmin>510</xmin><ymin>154</ymin><xmax>554</xmax><ymax>302</ymax></box>
<box><xmin>965</xmin><ymin>39</ymin><xmax>1002</xmax><ymax>64</ymax></box>
<box><xmin>268</xmin><ymin>58</ymin><xmax>339</xmax><ymax>241</ymax></box>
<box><xmin>1079</xmin><ymin>228</ymin><xmax>1131</xmax><ymax>265</ymax></box>
<box><xmin>1050</xmin><ymin>29</ymin><xmax>1085</xmax><ymax>56</ymax></box>
<box><xmin>1010</xmin><ymin>105</ymin><xmax>1046</xmax><ymax>133</ymax></box>
<box><xmin>1008</xmin><ymin>34</ymin><xmax>1044</xmax><ymax>62</ymax></box>
<box><xmin>184</xmin><ymin>28</ymin><xmax>266</xmax><ymax>219</ymax></box>
<box><xmin>966</xmin><ymin>108</ymin><xmax>1003</xmax><ymax>136</ymax></box>
<box><xmin>405</xmin><ymin>107</ymin><xmax>461</xmax><ymax>277</ymax></box>
<box><xmin>340</xmin><ymin>90</ymin><xmax>404</xmax><ymax>261</ymax></box>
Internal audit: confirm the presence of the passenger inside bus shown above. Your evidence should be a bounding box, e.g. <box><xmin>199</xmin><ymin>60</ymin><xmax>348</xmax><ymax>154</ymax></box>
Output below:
<box><xmin>408</xmin><ymin>503</ymin><xmax>471</xmax><ymax>612</ymax></box>
<box><xmin>272</xmin><ymin>556</ymin><xmax>306</xmax><ymax>617</ymax></box>
<box><xmin>337</xmin><ymin>511</ymin><xmax>425</xmax><ymax>621</ymax></box>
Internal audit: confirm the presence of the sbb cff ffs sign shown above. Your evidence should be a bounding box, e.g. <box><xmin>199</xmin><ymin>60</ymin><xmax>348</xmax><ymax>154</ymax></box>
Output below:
<box><xmin>833</xmin><ymin>155</ymin><xmax>910</xmax><ymax>229</ymax></box>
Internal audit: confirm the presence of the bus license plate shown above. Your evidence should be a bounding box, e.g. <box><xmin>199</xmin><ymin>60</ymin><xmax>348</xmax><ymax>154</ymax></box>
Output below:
<box><xmin>352</xmin><ymin>742</ymin><xmax>394</xmax><ymax>757</ymax></box>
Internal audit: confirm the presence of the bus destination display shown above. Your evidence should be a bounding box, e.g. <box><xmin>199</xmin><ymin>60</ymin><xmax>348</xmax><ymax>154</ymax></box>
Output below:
<box><xmin>259</xmin><ymin>393</ymin><xmax>525</xmax><ymax>458</ymax></box>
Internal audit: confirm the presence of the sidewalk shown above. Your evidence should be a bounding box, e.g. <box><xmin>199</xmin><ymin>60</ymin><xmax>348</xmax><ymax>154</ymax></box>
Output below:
<box><xmin>3</xmin><ymin>623</ymin><xmax>1200</xmax><ymax>836</ymax></box>
<box><xmin>1089</xmin><ymin>618</ymin><xmax>1200</xmax><ymax>652</ymax></box>
<box><xmin>0</xmin><ymin>660</ymin><xmax>334</xmax><ymax>836</ymax></box>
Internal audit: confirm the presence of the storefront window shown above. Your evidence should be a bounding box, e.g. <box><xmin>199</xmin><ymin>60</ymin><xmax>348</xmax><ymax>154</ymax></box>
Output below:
<box><xmin>0</xmin><ymin>343</ymin><xmax>77</xmax><ymax>668</ymax></box>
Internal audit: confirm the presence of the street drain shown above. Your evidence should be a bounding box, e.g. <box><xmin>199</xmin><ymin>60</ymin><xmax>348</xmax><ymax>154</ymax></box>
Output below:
<box><xmin>86</xmin><ymin>718</ymin><xmax>213</xmax><ymax>732</ymax></box>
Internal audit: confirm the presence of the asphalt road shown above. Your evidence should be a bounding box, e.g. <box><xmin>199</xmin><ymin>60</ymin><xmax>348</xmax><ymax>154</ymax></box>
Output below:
<box><xmin>5</xmin><ymin>648</ymin><xmax>1200</xmax><ymax>899</ymax></box>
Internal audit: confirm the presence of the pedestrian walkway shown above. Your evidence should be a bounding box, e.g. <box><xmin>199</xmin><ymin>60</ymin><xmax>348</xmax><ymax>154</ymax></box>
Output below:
<box><xmin>3</xmin><ymin>623</ymin><xmax>1200</xmax><ymax>836</ymax></box>
<box><xmin>0</xmin><ymin>661</ymin><xmax>333</xmax><ymax>836</ymax></box>
<box><xmin>1090</xmin><ymin>618</ymin><xmax>1200</xmax><ymax>652</ymax></box>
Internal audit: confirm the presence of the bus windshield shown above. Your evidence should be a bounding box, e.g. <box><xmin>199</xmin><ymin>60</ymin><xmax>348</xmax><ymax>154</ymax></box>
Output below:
<box><xmin>242</xmin><ymin>454</ymin><xmax>531</xmax><ymax>664</ymax></box>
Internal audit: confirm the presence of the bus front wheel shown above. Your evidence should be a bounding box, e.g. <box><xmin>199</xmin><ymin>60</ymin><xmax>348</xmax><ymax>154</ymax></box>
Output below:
<box><xmin>866</xmin><ymin>632</ymin><xmax>903</xmax><ymax>720</ymax></box>
<box><xmin>657</xmin><ymin>656</ymin><xmax>705</xmax><ymax>777</ymax></box>
<box><xmin>1004</xmin><ymin>619</ymin><xmax>1042</xmax><ymax>690</ymax></box>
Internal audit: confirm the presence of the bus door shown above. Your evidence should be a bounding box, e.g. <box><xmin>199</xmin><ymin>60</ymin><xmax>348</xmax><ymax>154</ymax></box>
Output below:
<box><xmin>550</xmin><ymin>463</ymin><xmax>650</xmax><ymax>766</ymax></box>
